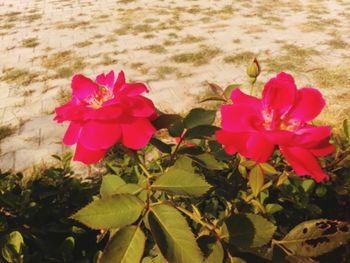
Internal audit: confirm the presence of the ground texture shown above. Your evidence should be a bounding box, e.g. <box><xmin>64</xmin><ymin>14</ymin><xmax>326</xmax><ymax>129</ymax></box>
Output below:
<box><xmin>0</xmin><ymin>0</ymin><xmax>349</xmax><ymax>171</ymax></box>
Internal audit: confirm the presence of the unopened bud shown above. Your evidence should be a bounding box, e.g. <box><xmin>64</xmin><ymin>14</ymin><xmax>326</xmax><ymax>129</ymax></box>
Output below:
<box><xmin>246</xmin><ymin>57</ymin><xmax>261</xmax><ymax>80</ymax></box>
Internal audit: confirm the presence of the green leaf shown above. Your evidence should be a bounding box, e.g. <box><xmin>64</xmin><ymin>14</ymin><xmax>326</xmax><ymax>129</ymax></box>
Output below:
<box><xmin>275</xmin><ymin>219</ymin><xmax>350</xmax><ymax>257</ymax></box>
<box><xmin>225</xmin><ymin>213</ymin><xmax>276</xmax><ymax>248</ymax></box>
<box><xmin>266</xmin><ymin>203</ymin><xmax>283</xmax><ymax>214</ymax></box>
<box><xmin>249</xmin><ymin>166</ymin><xmax>264</xmax><ymax>197</ymax></box>
<box><xmin>343</xmin><ymin>119</ymin><xmax>350</xmax><ymax>140</ymax></box>
<box><xmin>168</xmin><ymin>119</ymin><xmax>184</xmax><ymax>137</ymax></box>
<box><xmin>207</xmin><ymin>82</ymin><xmax>224</xmax><ymax>95</ymax></box>
<box><xmin>173</xmin><ymin>156</ymin><xmax>194</xmax><ymax>171</ymax></box>
<box><xmin>113</xmin><ymin>184</ymin><xmax>144</xmax><ymax>195</ymax></box>
<box><xmin>200</xmin><ymin>96</ymin><xmax>226</xmax><ymax>103</ymax></box>
<box><xmin>205</xmin><ymin>240</ymin><xmax>224</xmax><ymax>263</ymax></box>
<box><xmin>301</xmin><ymin>179</ymin><xmax>315</xmax><ymax>193</ymax></box>
<box><xmin>150</xmin><ymin>138</ymin><xmax>172</xmax><ymax>153</ymax></box>
<box><xmin>71</xmin><ymin>194</ymin><xmax>144</xmax><ymax>229</ymax></box>
<box><xmin>184</xmin><ymin>125</ymin><xmax>220</xmax><ymax>139</ymax></box>
<box><xmin>100</xmin><ymin>174</ymin><xmax>126</xmax><ymax>198</ymax></box>
<box><xmin>183</xmin><ymin>108</ymin><xmax>216</xmax><ymax>129</ymax></box>
<box><xmin>100</xmin><ymin>226</ymin><xmax>146</xmax><ymax>263</ymax></box>
<box><xmin>60</xmin><ymin>236</ymin><xmax>75</xmax><ymax>262</ymax></box>
<box><xmin>151</xmin><ymin>166</ymin><xmax>211</xmax><ymax>197</ymax></box>
<box><xmin>152</xmin><ymin>114</ymin><xmax>182</xmax><ymax>130</ymax></box>
<box><xmin>259</xmin><ymin>163</ymin><xmax>279</xmax><ymax>175</ymax></box>
<box><xmin>228</xmin><ymin>257</ymin><xmax>247</xmax><ymax>263</ymax></box>
<box><xmin>2</xmin><ymin>231</ymin><xmax>24</xmax><ymax>263</ymax></box>
<box><xmin>192</xmin><ymin>153</ymin><xmax>225</xmax><ymax>170</ymax></box>
<box><xmin>223</xmin><ymin>84</ymin><xmax>239</xmax><ymax>100</ymax></box>
<box><xmin>148</xmin><ymin>204</ymin><xmax>203</xmax><ymax>263</ymax></box>
<box><xmin>240</xmin><ymin>160</ymin><xmax>256</xmax><ymax>169</ymax></box>
<box><xmin>177</xmin><ymin>146</ymin><xmax>204</xmax><ymax>155</ymax></box>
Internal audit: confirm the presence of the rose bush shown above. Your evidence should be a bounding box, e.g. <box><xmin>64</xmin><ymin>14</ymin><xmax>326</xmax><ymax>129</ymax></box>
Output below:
<box><xmin>3</xmin><ymin>65</ymin><xmax>348</xmax><ymax>263</ymax></box>
<box><xmin>54</xmin><ymin>70</ymin><xmax>156</xmax><ymax>164</ymax></box>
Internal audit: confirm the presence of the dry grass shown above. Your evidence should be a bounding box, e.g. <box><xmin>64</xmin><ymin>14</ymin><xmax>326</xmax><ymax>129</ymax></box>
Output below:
<box><xmin>0</xmin><ymin>125</ymin><xmax>15</xmax><ymax>142</ymax></box>
<box><xmin>41</xmin><ymin>51</ymin><xmax>86</xmax><ymax>78</ymax></box>
<box><xmin>1</xmin><ymin>68</ymin><xmax>39</xmax><ymax>86</ymax></box>
<box><xmin>325</xmin><ymin>37</ymin><xmax>349</xmax><ymax>49</ymax></box>
<box><xmin>180</xmin><ymin>35</ymin><xmax>205</xmax><ymax>44</ymax></box>
<box><xmin>74</xmin><ymin>40</ymin><xmax>92</xmax><ymax>48</ymax></box>
<box><xmin>223</xmin><ymin>51</ymin><xmax>255</xmax><ymax>64</ymax></box>
<box><xmin>141</xmin><ymin>44</ymin><xmax>166</xmax><ymax>54</ymax></box>
<box><xmin>55</xmin><ymin>20</ymin><xmax>90</xmax><ymax>29</ymax></box>
<box><xmin>156</xmin><ymin>66</ymin><xmax>178</xmax><ymax>79</ymax></box>
<box><xmin>22</xmin><ymin>37</ymin><xmax>39</xmax><ymax>48</ymax></box>
<box><xmin>171</xmin><ymin>46</ymin><xmax>221</xmax><ymax>66</ymax></box>
<box><xmin>312</xmin><ymin>66</ymin><xmax>350</xmax><ymax>89</ymax></box>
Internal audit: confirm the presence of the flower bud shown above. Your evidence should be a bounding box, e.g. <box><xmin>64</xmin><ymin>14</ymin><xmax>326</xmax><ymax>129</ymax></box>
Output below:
<box><xmin>246</xmin><ymin>57</ymin><xmax>261</xmax><ymax>79</ymax></box>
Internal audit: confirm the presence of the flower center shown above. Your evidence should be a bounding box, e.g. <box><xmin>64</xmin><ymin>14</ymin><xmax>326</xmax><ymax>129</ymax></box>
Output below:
<box><xmin>85</xmin><ymin>87</ymin><xmax>114</xmax><ymax>109</ymax></box>
<box><xmin>262</xmin><ymin>110</ymin><xmax>299</xmax><ymax>131</ymax></box>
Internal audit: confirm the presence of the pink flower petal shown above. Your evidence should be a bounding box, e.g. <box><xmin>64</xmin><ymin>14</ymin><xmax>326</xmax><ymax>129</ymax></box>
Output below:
<box><xmin>263</xmin><ymin>130</ymin><xmax>295</xmax><ymax>145</ymax></box>
<box><xmin>310</xmin><ymin>143</ymin><xmax>336</xmax><ymax>156</ymax></box>
<box><xmin>120</xmin><ymin>96</ymin><xmax>155</xmax><ymax>117</ymax></box>
<box><xmin>294</xmin><ymin>126</ymin><xmax>332</xmax><ymax>148</ymax></box>
<box><xmin>262</xmin><ymin>72</ymin><xmax>297</xmax><ymax>114</ymax></box>
<box><xmin>74</xmin><ymin>143</ymin><xmax>107</xmax><ymax>164</ymax></box>
<box><xmin>230</xmin><ymin>88</ymin><xmax>262</xmax><ymax>110</ymax></box>
<box><xmin>54</xmin><ymin>100</ymin><xmax>85</xmax><ymax>123</ymax></box>
<box><xmin>96</xmin><ymin>70</ymin><xmax>115</xmax><ymax>89</ymax></box>
<box><xmin>79</xmin><ymin>121</ymin><xmax>122</xmax><ymax>150</ymax></box>
<box><xmin>83</xmin><ymin>105</ymin><xmax>124</xmax><ymax>120</ymax></box>
<box><xmin>220</xmin><ymin>104</ymin><xmax>262</xmax><ymax>132</ymax></box>
<box><xmin>119</xmin><ymin>83</ymin><xmax>148</xmax><ymax>96</ymax></box>
<box><xmin>121</xmin><ymin>118</ymin><xmax>156</xmax><ymax>149</ymax></box>
<box><xmin>215</xmin><ymin>130</ymin><xmax>250</xmax><ymax>155</ymax></box>
<box><xmin>280</xmin><ymin>146</ymin><xmax>329</xmax><ymax>182</ymax></box>
<box><xmin>114</xmin><ymin>70</ymin><xmax>126</xmax><ymax>92</ymax></box>
<box><xmin>72</xmin><ymin>74</ymin><xmax>99</xmax><ymax>101</ymax></box>
<box><xmin>63</xmin><ymin>122</ymin><xmax>82</xmax><ymax>145</ymax></box>
<box><xmin>287</xmin><ymin>87</ymin><xmax>325</xmax><ymax>123</ymax></box>
<box><xmin>245</xmin><ymin>133</ymin><xmax>275</xmax><ymax>162</ymax></box>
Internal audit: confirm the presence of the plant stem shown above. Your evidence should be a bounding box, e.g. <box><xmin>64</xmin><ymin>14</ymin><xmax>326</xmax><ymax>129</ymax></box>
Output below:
<box><xmin>170</xmin><ymin>135</ymin><xmax>184</xmax><ymax>163</ymax></box>
<box><xmin>175</xmin><ymin>205</ymin><xmax>221</xmax><ymax>237</ymax></box>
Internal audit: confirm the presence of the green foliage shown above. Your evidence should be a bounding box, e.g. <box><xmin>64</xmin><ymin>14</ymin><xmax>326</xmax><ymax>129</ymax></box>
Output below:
<box><xmin>71</xmin><ymin>194</ymin><xmax>144</xmax><ymax>229</ymax></box>
<box><xmin>152</xmin><ymin>158</ymin><xmax>211</xmax><ymax>197</ymax></box>
<box><xmin>100</xmin><ymin>226</ymin><xmax>146</xmax><ymax>263</ymax></box>
<box><xmin>183</xmin><ymin>108</ymin><xmax>216</xmax><ymax>129</ymax></box>
<box><xmin>2</xmin><ymin>104</ymin><xmax>350</xmax><ymax>262</ymax></box>
<box><xmin>0</xmin><ymin>155</ymin><xmax>101</xmax><ymax>262</ymax></box>
<box><xmin>2</xmin><ymin>231</ymin><xmax>24</xmax><ymax>263</ymax></box>
<box><xmin>148</xmin><ymin>204</ymin><xmax>203</xmax><ymax>263</ymax></box>
<box><xmin>225</xmin><ymin>213</ymin><xmax>276</xmax><ymax>248</ymax></box>
<box><xmin>100</xmin><ymin>174</ymin><xmax>126</xmax><ymax>198</ymax></box>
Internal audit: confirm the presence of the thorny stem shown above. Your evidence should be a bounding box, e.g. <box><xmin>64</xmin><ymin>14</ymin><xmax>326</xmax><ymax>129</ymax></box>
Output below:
<box><xmin>170</xmin><ymin>134</ymin><xmax>184</xmax><ymax>164</ymax></box>
<box><xmin>326</xmin><ymin>146</ymin><xmax>350</xmax><ymax>169</ymax></box>
<box><xmin>175</xmin><ymin>205</ymin><xmax>222</xmax><ymax>238</ymax></box>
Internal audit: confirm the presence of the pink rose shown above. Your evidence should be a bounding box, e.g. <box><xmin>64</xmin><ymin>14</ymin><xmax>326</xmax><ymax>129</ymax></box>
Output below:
<box><xmin>54</xmin><ymin>70</ymin><xmax>156</xmax><ymax>164</ymax></box>
<box><xmin>216</xmin><ymin>72</ymin><xmax>335</xmax><ymax>182</ymax></box>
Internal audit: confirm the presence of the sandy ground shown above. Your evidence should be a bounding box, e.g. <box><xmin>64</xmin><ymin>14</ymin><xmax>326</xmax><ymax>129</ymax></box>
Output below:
<box><xmin>0</xmin><ymin>0</ymin><xmax>349</xmax><ymax>172</ymax></box>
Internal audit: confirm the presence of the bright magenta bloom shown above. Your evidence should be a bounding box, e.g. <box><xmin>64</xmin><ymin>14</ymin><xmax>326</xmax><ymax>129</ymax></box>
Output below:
<box><xmin>54</xmin><ymin>70</ymin><xmax>156</xmax><ymax>164</ymax></box>
<box><xmin>216</xmin><ymin>72</ymin><xmax>335</xmax><ymax>182</ymax></box>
